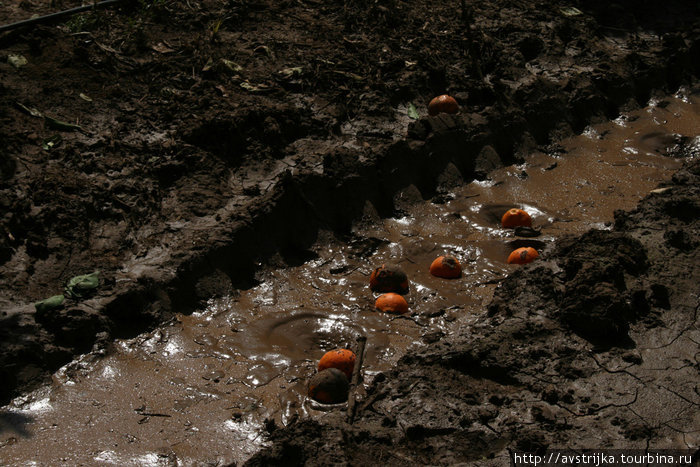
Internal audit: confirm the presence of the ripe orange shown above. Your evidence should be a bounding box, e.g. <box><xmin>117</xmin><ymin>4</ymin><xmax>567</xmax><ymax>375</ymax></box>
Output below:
<box><xmin>375</xmin><ymin>293</ymin><xmax>409</xmax><ymax>314</ymax></box>
<box><xmin>369</xmin><ymin>264</ymin><xmax>409</xmax><ymax>294</ymax></box>
<box><xmin>507</xmin><ymin>247</ymin><xmax>539</xmax><ymax>264</ymax></box>
<box><xmin>308</xmin><ymin>368</ymin><xmax>349</xmax><ymax>404</ymax></box>
<box><xmin>428</xmin><ymin>95</ymin><xmax>459</xmax><ymax>116</ymax></box>
<box><xmin>501</xmin><ymin>208</ymin><xmax>532</xmax><ymax>228</ymax></box>
<box><xmin>429</xmin><ymin>255</ymin><xmax>462</xmax><ymax>279</ymax></box>
<box><xmin>318</xmin><ymin>349</ymin><xmax>356</xmax><ymax>380</ymax></box>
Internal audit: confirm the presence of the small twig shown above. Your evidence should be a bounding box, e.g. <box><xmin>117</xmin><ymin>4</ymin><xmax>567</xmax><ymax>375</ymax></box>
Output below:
<box><xmin>0</xmin><ymin>0</ymin><xmax>123</xmax><ymax>34</ymax></box>
<box><xmin>346</xmin><ymin>335</ymin><xmax>367</xmax><ymax>424</ymax></box>
<box><xmin>134</xmin><ymin>406</ymin><xmax>171</xmax><ymax>417</ymax></box>
<box><xmin>358</xmin><ymin>388</ymin><xmax>389</xmax><ymax>413</ymax></box>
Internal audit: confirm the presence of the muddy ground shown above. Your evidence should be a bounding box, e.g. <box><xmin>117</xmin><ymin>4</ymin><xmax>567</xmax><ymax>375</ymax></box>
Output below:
<box><xmin>247</xmin><ymin>154</ymin><xmax>700</xmax><ymax>465</ymax></box>
<box><xmin>0</xmin><ymin>0</ymin><xmax>699</xmax><ymax>461</ymax></box>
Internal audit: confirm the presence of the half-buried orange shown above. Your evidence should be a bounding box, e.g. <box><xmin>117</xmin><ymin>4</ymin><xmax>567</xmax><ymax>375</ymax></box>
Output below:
<box><xmin>501</xmin><ymin>208</ymin><xmax>532</xmax><ymax>228</ymax></box>
<box><xmin>507</xmin><ymin>247</ymin><xmax>539</xmax><ymax>264</ymax></box>
<box><xmin>308</xmin><ymin>368</ymin><xmax>349</xmax><ymax>404</ymax></box>
<box><xmin>429</xmin><ymin>255</ymin><xmax>462</xmax><ymax>278</ymax></box>
<box><xmin>369</xmin><ymin>263</ymin><xmax>409</xmax><ymax>294</ymax></box>
<box><xmin>375</xmin><ymin>293</ymin><xmax>409</xmax><ymax>314</ymax></box>
<box><xmin>318</xmin><ymin>349</ymin><xmax>356</xmax><ymax>380</ymax></box>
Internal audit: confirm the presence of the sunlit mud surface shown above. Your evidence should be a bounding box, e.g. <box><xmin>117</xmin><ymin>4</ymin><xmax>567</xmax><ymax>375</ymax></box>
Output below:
<box><xmin>1</xmin><ymin>89</ymin><xmax>698</xmax><ymax>465</ymax></box>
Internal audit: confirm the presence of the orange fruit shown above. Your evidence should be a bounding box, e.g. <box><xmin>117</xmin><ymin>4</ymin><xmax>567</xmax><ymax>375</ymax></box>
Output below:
<box><xmin>501</xmin><ymin>208</ymin><xmax>532</xmax><ymax>228</ymax></box>
<box><xmin>428</xmin><ymin>95</ymin><xmax>459</xmax><ymax>116</ymax></box>
<box><xmin>375</xmin><ymin>293</ymin><xmax>409</xmax><ymax>314</ymax></box>
<box><xmin>318</xmin><ymin>349</ymin><xmax>356</xmax><ymax>380</ymax></box>
<box><xmin>507</xmin><ymin>247</ymin><xmax>539</xmax><ymax>264</ymax></box>
<box><xmin>429</xmin><ymin>255</ymin><xmax>462</xmax><ymax>279</ymax></box>
<box><xmin>369</xmin><ymin>264</ymin><xmax>409</xmax><ymax>294</ymax></box>
<box><xmin>308</xmin><ymin>368</ymin><xmax>349</xmax><ymax>404</ymax></box>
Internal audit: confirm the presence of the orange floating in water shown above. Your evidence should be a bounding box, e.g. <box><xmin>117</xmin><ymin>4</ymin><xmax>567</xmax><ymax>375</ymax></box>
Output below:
<box><xmin>428</xmin><ymin>94</ymin><xmax>459</xmax><ymax>116</ymax></box>
<box><xmin>308</xmin><ymin>368</ymin><xmax>349</xmax><ymax>404</ymax></box>
<box><xmin>375</xmin><ymin>293</ymin><xmax>409</xmax><ymax>314</ymax></box>
<box><xmin>369</xmin><ymin>263</ymin><xmax>409</xmax><ymax>294</ymax></box>
<box><xmin>501</xmin><ymin>208</ymin><xmax>532</xmax><ymax>228</ymax></box>
<box><xmin>507</xmin><ymin>247</ymin><xmax>539</xmax><ymax>264</ymax></box>
<box><xmin>318</xmin><ymin>349</ymin><xmax>356</xmax><ymax>380</ymax></box>
<box><xmin>429</xmin><ymin>255</ymin><xmax>462</xmax><ymax>279</ymax></box>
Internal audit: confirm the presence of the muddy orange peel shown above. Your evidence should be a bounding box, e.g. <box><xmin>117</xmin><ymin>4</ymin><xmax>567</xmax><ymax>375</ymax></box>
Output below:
<box><xmin>318</xmin><ymin>349</ymin><xmax>356</xmax><ymax>380</ymax></box>
<box><xmin>308</xmin><ymin>368</ymin><xmax>349</xmax><ymax>404</ymax></box>
<box><xmin>375</xmin><ymin>293</ymin><xmax>409</xmax><ymax>314</ymax></box>
<box><xmin>428</xmin><ymin>94</ymin><xmax>459</xmax><ymax>116</ymax></box>
<box><xmin>429</xmin><ymin>255</ymin><xmax>462</xmax><ymax>279</ymax></box>
<box><xmin>369</xmin><ymin>263</ymin><xmax>409</xmax><ymax>294</ymax></box>
<box><xmin>501</xmin><ymin>208</ymin><xmax>532</xmax><ymax>228</ymax></box>
<box><xmin>507</xmin><ymin>247</ymin><xmax>539</xmax><ymax>264</ymax></box>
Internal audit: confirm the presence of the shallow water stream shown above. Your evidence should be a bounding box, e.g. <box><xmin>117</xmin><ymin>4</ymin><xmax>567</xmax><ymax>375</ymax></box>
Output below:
<box><xmin>1</xmin><ymin>89</ymin><xmax>699</xmax><ymax>466</ymax></box>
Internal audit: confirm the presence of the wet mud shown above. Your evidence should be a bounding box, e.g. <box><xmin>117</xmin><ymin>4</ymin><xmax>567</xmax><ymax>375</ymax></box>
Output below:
<box><xmin>1</xmin><ymin>91</ymin><xmax>698</xmax><ymax>465</ymax></box>
<box><xmin>247</xmin><ymin>145</ymin><xmax>700</xmax><ymax>467</ymax></box>
<box><xmin>0</xmin><ymin>0</ymin><xmax>699</xmax><ymax>464</ymax></box>
<box><xmin>1</xmin><ymin>0</ymin><xmax>700</xmax><ymax>406</ymax></box>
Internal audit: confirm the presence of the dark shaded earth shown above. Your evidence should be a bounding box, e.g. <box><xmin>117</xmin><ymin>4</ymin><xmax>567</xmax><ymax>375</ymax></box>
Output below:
<box><xmin>247</xmin><ymin>155</ymin><xmax>700</xmax><ymax>466</ymax></box>
<box><xmin>0</xmin><ymin>0</ymin><xmax>699</xmax><ymax>452</ymax></box>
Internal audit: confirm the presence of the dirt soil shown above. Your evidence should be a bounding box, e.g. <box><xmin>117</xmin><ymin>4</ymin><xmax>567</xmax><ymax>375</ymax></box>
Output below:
<box><xmin>247</xmin><ymin>153</ymin><xmax>700</xmax><ymax>465</ymax></box>
<box><xmin>0</xmin><ymin>0</ymin><xmax>699</xmax><ymax>453</ymax></box>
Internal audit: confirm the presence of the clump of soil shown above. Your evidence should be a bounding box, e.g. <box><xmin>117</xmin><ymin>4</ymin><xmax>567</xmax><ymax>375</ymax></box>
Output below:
<box><xmin>246</xmin><ymin>156</ymin><xmax>700</xmax><ymax>466</ymax></box>
<box><xmin>1</xmin><ymin>0</ymin><xmax>699</xmax><ymax>408</ymax></box>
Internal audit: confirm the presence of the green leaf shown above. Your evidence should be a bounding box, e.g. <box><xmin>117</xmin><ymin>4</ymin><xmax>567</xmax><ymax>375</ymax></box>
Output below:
<box><xmin>210</xmin><ymin>19</ymin><xmax>223</xmax><ymax>34</ymax></box>
<box><xmin>220</xmin><ymin>59</ymin><xmax>243</xmax><ymax>73</ymax></box>
<box><xmin>35</xmin><ymin>295</ymin><xmax>65</xmax><ymax>313</ymax></box>
<box><xmin>44</xmin><ymin>115</ymin><xmax>87</xmax><ymax>133</ymax></box>
<box><xmin>278</xmin><ymin>67</ymin><xmax>302</xmax><ymax>78</ymax></box>
<box><xmin>8</xmin><ymin>54</ymin><xmax>28</xmax><ymax>68</ymax></box>
<box><xmin>65</xmin><ymin>271</ymin><xmax>99</xmax><ymax>299</ymax></box>
<box><xmin>15</xmin><ymin>102</ymin><xmax>43</xmax><ymax>118</ymax></box>
<box><xmin>407</xmin><ymin>103</ymin><xmax>420</xmax><ymax>120</ymax></box>
<box><xmin>560</xmin><ymin>6</ymin><xmax>583</xmax><ymax>16</ymax></box>
<box><xmin>42</xmin><ymin>134</ymin><xmax>63</xmax><ymax>151</ymax></box>
<box><xmin>240</xmin><ymin>81</ymin><xmax>271</xmax><ymax>93</ymax></box>
<box><xmin>202</xmin><ymin>57</ymin><xmax>214</xmax><ymax>72</ymax></box>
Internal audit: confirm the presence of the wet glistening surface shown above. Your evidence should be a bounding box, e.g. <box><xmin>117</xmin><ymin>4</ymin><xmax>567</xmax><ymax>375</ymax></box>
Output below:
<box><xmin>1</xmin><ymin>89</ymin><xmax>698</xmax><ymax>465</ymax></box>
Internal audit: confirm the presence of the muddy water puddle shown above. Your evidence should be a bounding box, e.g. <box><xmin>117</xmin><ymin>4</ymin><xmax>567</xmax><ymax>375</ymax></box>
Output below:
<box><xmin>2</xmin><ymin>89</ymin><xmax>699</xmax><ymax>465</ymax></box>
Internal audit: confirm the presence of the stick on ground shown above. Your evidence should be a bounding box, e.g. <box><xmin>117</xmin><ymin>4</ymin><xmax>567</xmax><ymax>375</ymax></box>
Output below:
<box><xmin>346</xmin><ymin>335</ymin><xmax>367</xmax><ymax>424</ymax></box>
<box><xmin>0</xmin><ymin>0</ymin><xmax>123</xmax><ymax>34</ymax></box>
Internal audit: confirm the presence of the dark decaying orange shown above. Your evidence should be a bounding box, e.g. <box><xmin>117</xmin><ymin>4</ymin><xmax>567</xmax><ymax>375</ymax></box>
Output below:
<box><xmin>428</xmin><ymin>95</ymin><xmax>459</xmax><ymax>116</ymax></box>
<box><xmin>375</xmin><ymin>293</ymin><xmax>409</xmax><ymax>314</ymax></box>
<box><xmin>429</xmin><ymin>255</ymin><xmax>462</xmax><ymax>279</ymax></box>
<box><xmin>501</xmin><ymin>208</ymin><xmax>532</xmax><ymax>228</ymax></box>
<box><xmin>507</xmin><ymin>247</ymin><xmax>539</xmax><ymax>264</ymax></box>
<box><xmin>318</xmin><ymin>349</ymin><xmax>356</xmax><ymax>380</ymax></box>
<box><xmin>369</xmin><ymin>264</ymin><xmax>409</xmax><ymax>294</ymax></box>
<box><xmin>308</xmin><ymin>368</ymin><xmax>349</xmax><ymax>404</ymax></box>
